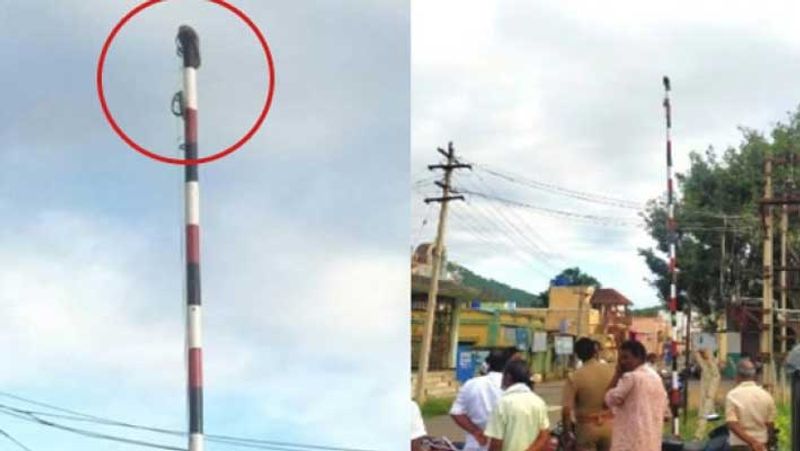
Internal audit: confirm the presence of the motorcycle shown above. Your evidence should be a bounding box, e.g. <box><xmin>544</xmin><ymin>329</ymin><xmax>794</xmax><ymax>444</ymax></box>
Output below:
<box><xmin>420</xmin><ymin>436</ymin><xmax>461</xmax><ymax>450</ymax></box>
<box><xmin>662</xmin><ymin>415</ymin><xmax>728</xmax><ymax>451</ymax></box>
<box><xmin>662</xmin><ymin>413</ymin><xmax>779</xmax><ymax>451</ymax></box>
<box><xmin>547</xmin><ymin>421</ymin><xmax>581</xmax><ymax>451</ymax></box>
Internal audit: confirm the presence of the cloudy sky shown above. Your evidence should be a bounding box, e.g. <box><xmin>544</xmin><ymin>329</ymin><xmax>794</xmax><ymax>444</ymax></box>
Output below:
<box><xmin>0</xmin><ymin>1</ymin><xmax>407</xmax><ymax>450</ymax></box>
<box><xmin>412</xmin><ymin>0</ymin><xmax>800</xmax><ymax>307</ymax></box>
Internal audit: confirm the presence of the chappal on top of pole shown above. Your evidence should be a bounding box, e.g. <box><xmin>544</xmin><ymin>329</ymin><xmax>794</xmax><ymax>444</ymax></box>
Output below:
<box><xmin>663</xmin><ymin>75</ymin><xmax>681</xmax><ymax>436</ymax></box>
<box><xmin>176</xmin><ymin>25</ymin><xmax>203</xmax><ymax>451</ymax></box>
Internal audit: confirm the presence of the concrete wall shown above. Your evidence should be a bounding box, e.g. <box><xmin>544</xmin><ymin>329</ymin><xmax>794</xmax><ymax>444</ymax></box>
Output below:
<box><xmin>630</xmin><ymin>316</ymin><xmax>670</xmax><ymax>355</ymax></box>
<box><xmin>411</xmin><ymin>370</ymin><xmax>459</xmax><ymax>400</ymax></box>
<box><xmin>411</xmin><ymin>307</ymin><xmax>544</xmax><ymax>356</ymax></box>
<box><xmin>541</xmin><ymin>286</ymin><xmax>600</xmax><ymax>335</ymax></box>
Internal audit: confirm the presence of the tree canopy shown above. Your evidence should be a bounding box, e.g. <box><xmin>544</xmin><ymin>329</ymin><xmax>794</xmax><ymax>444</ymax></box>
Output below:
<box><xmin>639</xmin><ymin>108</ymin><xmax>800</xmax><ymax>316</ymax></box>
<box><xmin>538</xmin><ymin>267</ymin><xmax>601</xmax><ymax>306</ymax></box>
<box><xmin>447</xmin><ymin>261</ymin><xmax>543</xmax><ymax>307</ymax></box>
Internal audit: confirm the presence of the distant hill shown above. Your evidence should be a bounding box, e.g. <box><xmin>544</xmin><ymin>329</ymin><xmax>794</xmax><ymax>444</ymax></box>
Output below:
<box><xmin>447</xmin><ymin>262</ymin><xmax>543</xmax><ymax>307</ymax></box>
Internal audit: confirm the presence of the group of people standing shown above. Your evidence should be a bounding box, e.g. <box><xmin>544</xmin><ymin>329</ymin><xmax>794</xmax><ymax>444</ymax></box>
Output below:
<box><xmin>692</xmin><ymin>349</ymin><xmax>776</xmax><ymax>451</ymax></box>
<box><xmin>449</xmin><ymin>349</ymin><xmax>550</xmax><ymax>451</ymax></box>
<box><xmin>417</xmin><ymin>337</ymin><xmax>777</xmax><ymax>451</ymax></box>
<box><xmin>443</xmin><ymin>338</ymin><xmax>672</xmax><ymax>451</ymax></box>
<box><xmin>561</xmin><ymin>338</ymin><xmax>669</xmax><ymax>450</ymax></box>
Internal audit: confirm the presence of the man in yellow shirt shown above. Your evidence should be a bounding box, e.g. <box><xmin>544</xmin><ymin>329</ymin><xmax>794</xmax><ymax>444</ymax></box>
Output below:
<box><xmin>725</xmin><ymin>359</ymin><xmax>776</xmax><ymax>451</ymax></box>
<box><xmin>485</xmin><ymin>360</ymin><xmax>550</xmax><ymax>451</ymax></box>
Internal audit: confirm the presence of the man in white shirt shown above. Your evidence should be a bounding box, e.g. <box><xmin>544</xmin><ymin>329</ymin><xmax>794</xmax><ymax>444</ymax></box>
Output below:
<box><xmin>450</xmin><ymin>350</ymin><xmax>509</xmax><ymax>451</ymax></box>
<box><xmin>411</xmin><ymin>399</ymin><xmax>427</xmax><ymax>451</ymax></box>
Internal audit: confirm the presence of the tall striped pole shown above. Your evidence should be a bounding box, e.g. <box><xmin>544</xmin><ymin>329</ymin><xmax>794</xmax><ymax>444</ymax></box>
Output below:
<box><xmin>177</xmin><ymin>25</ymin><xmax>203</xmax><ymax>451</ymax></box>
<box><xmin>663</xmin><ymin>75</ymin><xmax>680</xmax><ymax>436</ymax></box>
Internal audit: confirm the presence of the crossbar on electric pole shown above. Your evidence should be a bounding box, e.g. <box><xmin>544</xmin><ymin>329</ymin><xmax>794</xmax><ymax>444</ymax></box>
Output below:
<box><xmin>414</xmin><ymin>142</ymin><xmax>471</xmax><ymax>404</ymax></box>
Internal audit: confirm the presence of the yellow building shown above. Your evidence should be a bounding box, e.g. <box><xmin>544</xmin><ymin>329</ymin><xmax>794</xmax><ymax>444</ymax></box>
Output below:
<box><xmin>411</xmin><ymin>274</ymin><xmax>544</xmax><ymax>370</ymax></box>
<box><xmin>516</xmin><ymin>286</ymin><xmax>600</xmax><ymax>336</ymax></box>
<box><xmin>630</xmin><ymin>315</ymin><xmax>671</xmax><ymax>356</ymax></box>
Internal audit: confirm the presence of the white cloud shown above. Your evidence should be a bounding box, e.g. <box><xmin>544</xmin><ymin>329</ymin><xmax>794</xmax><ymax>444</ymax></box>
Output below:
<box><xmin>412</xmin><ymin>0</ymin><xmax>800</xmax><ymax>309</ymax></box>
<box><xmin>0</xmin><ymin>206</ymin><xmax>407</xmax><ymax>446</ymax></box>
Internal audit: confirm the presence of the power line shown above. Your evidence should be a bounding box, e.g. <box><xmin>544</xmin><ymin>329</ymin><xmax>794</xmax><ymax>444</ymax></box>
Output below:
<box><xmin>469</xmin><ymin>199</ymin><xmax>559</xmax><ymax>270</ymax></box>
<box><xmin>448</xmin><ymin>206</ymin><xmax>552</xmax><ymax>279</ymax></box>
<box><xmin>0</xmin><ymin>407</ymin><xmax>184</xmax><ymax>451</ymax></box>
<box><xmin>467</xmin><ymin>171</ymin><xmax>558</xmax><ymax>262</ymax></box>
<box><xmin>412</xmin><ymin>175</ymin><xmax>437</xmax><ymax>188</ymax></box>
<box><xmin>412</xmin><ymin>202</ymin><xmax>435</xmax><ymax>247</ymax></box>
<box><xmin>458</xmin><ymin>188</ymin><xmax>641</xmax><ymax>227</ymax></box>
<box><xmin>0</xmin><ymin>426</ymin><xmax>32</xmax><ymax>451</ymax></box>
<box><xmin>460</xmin><ymin>198</ymin><xmax>557</xmax><ymax>274</ymax></box>
<box><xmin>475</xmin><ymin>164</ymin><xmax>645</xmax><ymax>210</ymax></box>
<box><xmin>0</xmin><ymin>393</ymin><xmax>375</xmax><ymax>451</ymax></box>
<box><xmin>449</xmin><ymin>205</ymin><xmax>502</xmax><ymax>246</ymax></box>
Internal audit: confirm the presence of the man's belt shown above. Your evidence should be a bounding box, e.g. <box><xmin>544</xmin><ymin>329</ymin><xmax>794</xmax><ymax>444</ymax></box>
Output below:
<box><xmin>575</xmin><ymin>410</ymin><xmax>614</xmax><ymax>426</ymax></box>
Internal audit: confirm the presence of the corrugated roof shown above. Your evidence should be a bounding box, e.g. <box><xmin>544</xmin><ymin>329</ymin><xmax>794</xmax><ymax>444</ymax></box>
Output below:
<box><xmin>590</xmin><ymin>288</ymin><xmax>633</xmax><ymax>306</ymax></box>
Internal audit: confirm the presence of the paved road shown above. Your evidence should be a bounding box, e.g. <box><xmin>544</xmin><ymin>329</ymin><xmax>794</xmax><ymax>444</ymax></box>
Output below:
<box><xmin>425</xmin><ymin>378</ymin><xmax>737</xmax><ymax>442</ymax></box>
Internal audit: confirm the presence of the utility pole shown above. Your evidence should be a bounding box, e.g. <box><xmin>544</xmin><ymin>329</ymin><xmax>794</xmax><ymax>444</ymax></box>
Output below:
<box><xmin>175</xmin><ymin>25</ymin><xmax>204</xmax><ymax>451</ymax></box>
<box><xmin>719</xmin><ymin>216</ymin><xmax>727</xmax><ymax>374</ymax></box>
<box><xmin>414</xmin><ymin>142</ymin><xmax>471</xmax><ymax>403</ymax></box>
<box><xmin>720</xmin><ymin>216</ymin><xmax>726</xmax><ymax>308</ymax></box>
<box><xmin>759</xmin><ymin>154</ymin><xmax>800</xmax><ymax>397</ymax></box>
<box><xmin>780</xmin><ymin>195</ymin><xmax>788</xmax><ymax>402</ymax></box>
<box><xmin>663</xmin><ymin>75</ymin><xmax>681</xmax><ymax>436</ymax></box>
<box><xmin>577</xmin><ymin>287</ymin><xmax>584</xmax><ymax>337</ymax></box>
<box><xmin>763</xmin><ymin>158</ymin><xmax>775</xmax><ymax>392</ymax></box>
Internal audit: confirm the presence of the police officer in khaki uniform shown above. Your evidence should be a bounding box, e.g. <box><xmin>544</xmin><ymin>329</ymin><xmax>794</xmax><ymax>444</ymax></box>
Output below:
<box><xmin>562</xmin><ymin>338</ymin><xmax>615</xmax><ymax>451</ymax></box>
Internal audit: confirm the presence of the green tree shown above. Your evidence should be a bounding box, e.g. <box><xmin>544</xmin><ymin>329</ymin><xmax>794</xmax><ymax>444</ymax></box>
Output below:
<box><xmin>538</xmin><ymin>267</ymin><xmax>601</xmax><ymax>306</ymax></box>
<box><xmin>640</xmin><ymin>108</ymin><xmax>800</xmax><ymax>316</ymax></box>
<box><xmin>447</xmin><ymin>261</ymin><xmax>543</xmax><ymax>307</ymax></box>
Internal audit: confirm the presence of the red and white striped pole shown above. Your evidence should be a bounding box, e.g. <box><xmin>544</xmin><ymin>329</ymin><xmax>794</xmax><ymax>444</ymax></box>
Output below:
<box><xmin>663</xmin><ymin>75</ymin><xmax>680</xmax><ymax>436</ymax></box>
<box><xmin>177</xmin><ymin>25</ymin><xmax>203</xmax><ymax>451</ymax></box>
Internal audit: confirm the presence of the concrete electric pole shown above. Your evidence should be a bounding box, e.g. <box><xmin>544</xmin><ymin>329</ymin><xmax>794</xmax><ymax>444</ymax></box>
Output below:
<box><xmin>414</xmin><ymin>142</ymin><xmax>470</xmax><ymax>403</ymax></box>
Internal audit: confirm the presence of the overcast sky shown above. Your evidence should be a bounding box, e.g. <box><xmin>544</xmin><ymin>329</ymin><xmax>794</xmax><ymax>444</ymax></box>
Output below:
<box><xmin>0</xmin><ymin>1</ymin><xmax>408</xmax><ymax>450</ymax></box>
<box><xmin>412</xmin><ymin>0</ymin><xmax>800</xmax><ymax>307</ymax></box>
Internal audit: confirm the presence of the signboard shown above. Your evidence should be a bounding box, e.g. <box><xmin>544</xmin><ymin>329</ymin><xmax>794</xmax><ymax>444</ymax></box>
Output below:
<box><xmin>515</xmin><ymin>328</ymin><xmax>530</xmax><ymax>351</ymax></box>
<box><xmin>555</xmin><ymin>335</ymin><xmax>574</xmax><ymax>355</ymax></box>
<box><xmin>692</xmin><ymin>333</ymin><xmax>718</xmax><ymax>352</ymax></box>
<box><xmin>533</xmin><ymin>332</ymin><xmax>548</xmax><ymax>352</ymax></box>
<box><xmin>726</xmin><ymin>332</ymin><xmax>741</xmax><ymax>354</ymax></box>
<box><xmin>456</xmin><ymin>345</ymin><xmax>476</xmax><ymax>383</ymax></box>
<box><xmin>456</xmin><ymin>347</ymin><xmax>491</xmax><ymax>383</ymax></box>
<box><xmin>503</xmin><ymin>327</ymin><xmax>517</xmax><ymax>344</ymax></box>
